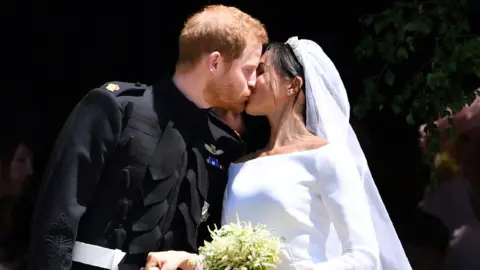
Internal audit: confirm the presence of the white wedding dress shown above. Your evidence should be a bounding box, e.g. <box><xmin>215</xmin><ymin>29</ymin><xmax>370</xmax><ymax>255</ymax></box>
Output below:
<box><xmin>222</xmin><ymin>144</ymin><xmax>380</xmax><ymax>270</ymax></box>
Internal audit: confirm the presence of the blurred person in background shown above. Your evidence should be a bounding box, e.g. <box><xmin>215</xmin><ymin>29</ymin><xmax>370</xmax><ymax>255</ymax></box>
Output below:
<box><xmin>420</xmin><ymin>96</ymin><xmax>480</xmax><ymax>270</ymax></box>
<box><xmin>0</xmin><ymin>134</ymin><xmax>36</xmax><ymax>270</ymax></box>
<box><xmin>400</xmin><ymin>210</ymin><xmax>450</xmax><ymax>270</ymax></box>
<box><xmin>420</xmin><ymin>97</ymin><xmax>480</xmax><ymax>232</ymax></box>
<box><xmin>440</xmin><ymin>224</ymin><xmax>480</xmax><ymax>270</ymax></box>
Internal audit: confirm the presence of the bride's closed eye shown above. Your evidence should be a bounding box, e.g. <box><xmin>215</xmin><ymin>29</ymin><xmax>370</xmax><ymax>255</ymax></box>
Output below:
<box><xmin>256</xmin><ymin>63</ymin><xmax>265</xmax><ymax>76</ymax></box>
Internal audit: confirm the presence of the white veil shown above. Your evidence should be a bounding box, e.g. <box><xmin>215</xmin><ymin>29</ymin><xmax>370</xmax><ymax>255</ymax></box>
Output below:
<box><xmin>285</xmin><ymin>36</ymin><xmax>411</xmax><ymax>269</ymax></box>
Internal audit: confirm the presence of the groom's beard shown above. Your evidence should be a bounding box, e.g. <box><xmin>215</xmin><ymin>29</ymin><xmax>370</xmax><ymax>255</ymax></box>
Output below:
<box><xmin>204</xmin><ymin>77</ymin><xmax>246</xmax><ymax>113</ymax></box>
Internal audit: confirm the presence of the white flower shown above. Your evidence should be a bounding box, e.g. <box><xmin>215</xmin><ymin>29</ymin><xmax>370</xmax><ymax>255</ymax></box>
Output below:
<box><xmin>196</xmin><ymin>215</ymin><xmax>283</xmax><ymax>270</ymax></box>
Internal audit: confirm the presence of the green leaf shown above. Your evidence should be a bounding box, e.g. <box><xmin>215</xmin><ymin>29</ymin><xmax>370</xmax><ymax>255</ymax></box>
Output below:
<box><xmin>391</xmin><ymin>104</ymin><xmax>402</xmax><ymax>114</ymax></box>
<box><xmin>374</xmin><ymin>18</ymin><xmax>391</xmax><ymax>34</ymax></box>
<box><xmin>406</xmin><ymin>113</ymin><xmax>414</xmax><ymax>124</ymax></box>
<box><xmin>362</xmin><ymin>15</ymin><xmax>373</xmax><ymax>26</ymax></box>
<box><xmin>385</xmin><ymin>32</ymin><xmax>396</xmax><ymax>44</ymax></box>
<box><xmin>474</xmin><ymin>66</ymin><xmax>480</xmax><ymax>78</ymax></box>
<box><xmin>449</xmin><ymin>100</ymin><xmax>465</xmax><ymax>113</ymax></box>
<box><xmin>353</xmin><ymin>104</ymin><xmax>367</xmax><ymax>118</ymax></box>
<box><xmin>384</xmin><ymin>70</ymin><xmax>396</xmax><ymax>86</ymax></box>
<box><xmin>397</xmin><ymin>29</ymin><xmax>406</xmax><ymax>41</ymax></box>
<box><xmin>439</xmin><ymin>22</ymin><xmax>448</xmax><ymax>34</ymax></box>
<box><xmin>459</xmin><ymin>20</ymin><xmax>470</xmax><ymax>32</ymax></box>
<box><xmin>466</xmin><ymin>90</ymin><xmax>478</xmax><ymax>104</ymax></box>
<box><xmin>396</xmin><ymin>47</ymin><xmax>409</xmax><ymax>59</ymax></box>
<box><xmin>390</xmin><ymin>95</ymin><xmax>404</xmax><ymax>115</ymax></box>
<box><xmin>393</xmin><ymin>95</ymin><xmax>404</xmax><ymax>104</ymax></box>
<box><xmin>376</xmin><ymin>93</ymin><xmax>386</xmax><ymax>103</ymax></box>
<box><xmin>449</xmin><ymin>61</ymin><xmax>457</xmax><ymax>72</ymax></box>
<box><xmin>354</xmin><ymin>36</ymin><xmax>375</xmax><ymax>60</ymax></box>
<box><xmin>377</xmin><ymin>41</ymin><xmax>389</xmax><ymax>55</ymax></box>
<box><xmin>418</xmin><ymin>3</ymin><xmax>425</xmax><ymax>14</ymax></box>
<box><xmin>426</xmin><ymin>73</ymin><xmax>442</xmax><ymax>88</ymax></box>
<box><xmin>466</xmin><ymin>37</ymin><xmax>480</xmax><ymax>55</ymax></box>
<box><xmin>363</xmin><ymin>78</ymin><xmax>377</xmax><ymax>96</ymax></box>
<box><xmin>406</xmin><ymin>36</ymin><xmax>415</xmax><ymax>51</ymax></box>
<box><xmin>404</xmin><ymin>20</ymin><xmax>431</xmax><ymax>34</ymax></box>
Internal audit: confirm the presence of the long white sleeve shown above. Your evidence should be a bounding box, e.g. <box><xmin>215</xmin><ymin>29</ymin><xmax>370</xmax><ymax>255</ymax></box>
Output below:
<box><xmin>313</xmin><ymin>150</ymin><xmax>380</xmax><ymax>270</ymax></box>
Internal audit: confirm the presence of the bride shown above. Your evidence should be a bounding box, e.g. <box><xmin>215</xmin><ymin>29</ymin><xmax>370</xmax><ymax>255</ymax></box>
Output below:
<box><xmin>143</xmin><ymin>37</ymin><xmax>411</xmax><ymax>270</ymax></box>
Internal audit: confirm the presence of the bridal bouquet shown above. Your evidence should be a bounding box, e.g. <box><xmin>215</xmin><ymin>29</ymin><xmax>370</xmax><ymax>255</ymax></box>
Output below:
<box><xmin>196</xmin><ymin>217</ymin><xmax>283</xmax><ymax>270</ymax></box>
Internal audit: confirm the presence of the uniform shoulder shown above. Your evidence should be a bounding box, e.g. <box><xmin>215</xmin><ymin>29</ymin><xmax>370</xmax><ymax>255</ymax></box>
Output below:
<box><xmin>77</xmin><ymin>85</ymin><xmax>124</xmax><ymax>117</ymax></box>
<box><xmin>97</xmin><ymin>81</ymin><xmax>149</xmax><ymax>97</ymax></box>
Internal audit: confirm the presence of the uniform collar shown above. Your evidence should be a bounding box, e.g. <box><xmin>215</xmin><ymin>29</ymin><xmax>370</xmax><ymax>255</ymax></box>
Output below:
<box><xmin>153</xmin><ymin>77</ymin><xmax>208</xmax><ymax>124</ymax></box>
<box><xmin>153</xmin><ymin>77</ymin><xmax>244</xmax><ymax>147</ymax></box>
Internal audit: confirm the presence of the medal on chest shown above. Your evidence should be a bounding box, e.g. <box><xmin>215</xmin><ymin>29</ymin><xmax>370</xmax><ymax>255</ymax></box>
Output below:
<box><xmin>201</xmin><ymin>201</ymin><xmax>210</xmax><ymax>222</ymax></box>
<box><xmin>205</xmin><ymin>143</ymin><xmax>224</xmax><ymax>169</ymax></box>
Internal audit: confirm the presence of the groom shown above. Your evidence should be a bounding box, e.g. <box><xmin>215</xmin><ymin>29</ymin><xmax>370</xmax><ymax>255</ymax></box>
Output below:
<box><xmin>27</xmin><ymin>5</ymin><xmax>267</xmax><ymax>270</ymax></box>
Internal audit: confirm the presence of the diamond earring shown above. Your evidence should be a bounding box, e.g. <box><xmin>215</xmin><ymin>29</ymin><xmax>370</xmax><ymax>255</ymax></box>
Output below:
<box><xmin>287</xmin><ymin>89</ymin><xmax>294</xmax><ymax>96</ymax></box>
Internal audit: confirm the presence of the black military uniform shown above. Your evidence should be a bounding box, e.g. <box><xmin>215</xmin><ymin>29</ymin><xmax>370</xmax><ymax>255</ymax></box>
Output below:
<box><xmin>27</xmin><ymin>78</ymin><xmax>245</xmax><ymax>270</ymax></box>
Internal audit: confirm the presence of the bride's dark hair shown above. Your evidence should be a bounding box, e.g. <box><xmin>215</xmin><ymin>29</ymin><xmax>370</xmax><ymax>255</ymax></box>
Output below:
<box><xmin>264</xmin><ymin>42</ymin><xmax>306</xmax><ymax>118</ymax></box>
<box><xmin>265</xmin><ymin>42</ymin><xmax>304</xmax><ymax>85</ymax></box>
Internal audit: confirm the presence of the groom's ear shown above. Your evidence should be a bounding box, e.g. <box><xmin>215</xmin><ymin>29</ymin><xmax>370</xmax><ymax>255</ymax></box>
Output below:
<box><xmin>207</xmin><ymin>51</ymin><xmax>221</xmax><ymax>73</ymax></box>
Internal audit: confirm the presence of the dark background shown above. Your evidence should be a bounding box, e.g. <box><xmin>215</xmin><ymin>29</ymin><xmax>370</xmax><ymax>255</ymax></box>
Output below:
<box><xmin>3</xmin><ymin>0</ymin><xmax>479</xmax><ymax>214</ymax></box>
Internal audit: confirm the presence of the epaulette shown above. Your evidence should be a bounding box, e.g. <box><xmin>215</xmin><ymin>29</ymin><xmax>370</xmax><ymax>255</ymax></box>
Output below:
<box><xmin>100</xmin><ymin>81</ymin><xmax>148</xmax><ymax>97</ymax></box>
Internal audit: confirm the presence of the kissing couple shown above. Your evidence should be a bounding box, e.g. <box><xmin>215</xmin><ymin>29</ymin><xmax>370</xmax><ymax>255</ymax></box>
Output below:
<box><xmin>28</xmin><ymin>5</ymin><xmax>411</xmax><ymax>270</ymax></box>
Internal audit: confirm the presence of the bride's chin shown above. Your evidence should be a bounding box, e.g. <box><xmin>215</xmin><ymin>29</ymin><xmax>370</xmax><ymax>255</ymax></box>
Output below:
<box><xmin>244</xmin><ymin>98</ymin><xmax>269</xmax><ymax>116</ymax></box>
<box><xmin>244</xmin><ymin>106</ymin><xmax>264</xmax><ymax>116</ymax></box>
<box><xmin>244</xmin><ymin>104</ymin><xmax>256</xmax><ymax>116</ymax></box>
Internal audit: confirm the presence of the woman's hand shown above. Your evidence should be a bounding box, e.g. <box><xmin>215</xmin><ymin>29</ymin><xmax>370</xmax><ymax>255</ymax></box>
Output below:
<box><xmin>142</xmin><ymin>251</ymin><xmax>198</xmax><ymax>270</ymax></box>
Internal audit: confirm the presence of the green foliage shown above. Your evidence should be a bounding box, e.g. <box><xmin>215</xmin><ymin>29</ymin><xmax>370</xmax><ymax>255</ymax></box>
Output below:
<box><xmin>354</xmin><ymin>0</ymin><xmax>480</xmax><ymax>167</ymax></box>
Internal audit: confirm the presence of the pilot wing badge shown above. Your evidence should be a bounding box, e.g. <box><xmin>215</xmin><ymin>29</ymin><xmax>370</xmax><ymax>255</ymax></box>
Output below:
<box><xmin>205</xmin><ymin>143</ymin><xmax>224</xmax><ymax>170</ymax></box>
<box><xmin>204</xmin><ymin>143</ymin><xmax>224</xmax><ymax>156</ymax></box>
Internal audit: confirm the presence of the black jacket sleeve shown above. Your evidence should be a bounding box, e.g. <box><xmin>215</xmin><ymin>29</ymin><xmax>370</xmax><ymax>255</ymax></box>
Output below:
<box><xmin>27</xmin><ymin>88</ymin><xmax>122</xmax><ymax>270</ymax></box>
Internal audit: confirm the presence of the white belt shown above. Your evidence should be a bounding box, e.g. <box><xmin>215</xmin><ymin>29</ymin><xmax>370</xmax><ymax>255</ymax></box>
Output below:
<box><xmin>72</xmin><ymin>241</ymin><xmax>126</xmax><ymax>270</ymax></box>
